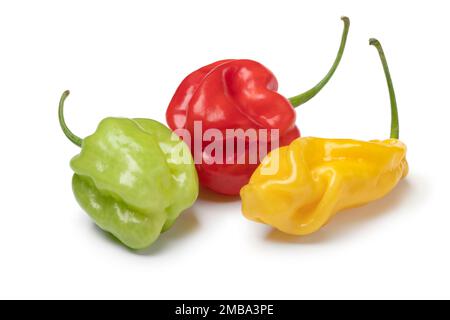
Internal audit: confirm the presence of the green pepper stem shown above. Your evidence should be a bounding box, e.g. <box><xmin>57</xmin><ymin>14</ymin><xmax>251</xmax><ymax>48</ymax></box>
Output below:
<box><xmin>58</xmin><ymin>90</ymin><xmax>83</xmax><ymax>147</ymax></box>
<box><xmin>288</xmin><ymin>16</ymin><xmax>350</xmax><ymax>107</ymax></box>
<box><xmin>369</xmin><ymin>38</ymin><xmax>399</xmax><ymax>139</ymax></box>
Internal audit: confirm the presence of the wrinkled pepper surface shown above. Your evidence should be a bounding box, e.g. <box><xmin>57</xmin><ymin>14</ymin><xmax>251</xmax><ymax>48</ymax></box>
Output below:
<box><xmin>166</xmin><ymin>17</ymin><xmax>350</xmax><ymax>195</ymax></box>
<box><xmin>59</xmin><ymin>91</ymin><xmax>199</xmax><ymax>249</ymax></box>
<box><xmin>240</xmin><ymin>39</ymin><xmax>408</xmax><ymax>235</ymax></box>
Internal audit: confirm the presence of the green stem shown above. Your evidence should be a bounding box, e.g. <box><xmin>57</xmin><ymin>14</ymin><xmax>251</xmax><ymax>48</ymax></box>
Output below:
<box><xmin>369</xmin><ymin>38</ymin><xmax>399</xmax><ymax>139</ymax></box>
<box><xmin>288</xmin><ymin>16</ymin><xmax>350</xmax><ymax>107</ymax></box>
<box><xmin>58</xmin><ymin>90</ymin><xmax>83</xmax><ymax>147</ymax></box>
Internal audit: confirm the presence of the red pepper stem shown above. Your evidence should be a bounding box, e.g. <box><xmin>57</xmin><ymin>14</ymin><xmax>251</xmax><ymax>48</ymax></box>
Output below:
<box><xmin>370</xmin><ymin>39</ymin><xmax>399</xmax><ymax>139</ymax></box>
<box><xmin>58</xmin><ymin>90</ymin><xmax>83</xmax><ymax>147</ymax></box>
<box><xmin>288</xmin><ymin>16</ymin><xmax>350</xmax><ymax>108</ymax></box>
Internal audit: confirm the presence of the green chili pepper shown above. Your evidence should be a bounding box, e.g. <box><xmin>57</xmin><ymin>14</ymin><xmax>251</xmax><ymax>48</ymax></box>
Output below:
<box><xmin>59</xmin><ymin>90</ymin><xmax>199</xmax><ymax>249</ymax></box>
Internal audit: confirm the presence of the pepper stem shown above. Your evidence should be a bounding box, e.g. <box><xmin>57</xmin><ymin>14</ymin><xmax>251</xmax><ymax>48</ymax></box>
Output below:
<box><xmin>288</xmin><ymin>16</ymin><xmax>350</xmax><ymax>107</ymax></box>
<box><xmin>58</xmin><ymin>90</ymin><xmax>83</xmax><ymax>147</ymax></box>
<box><xmin>369</xmin><ymin>39</ymin><xmax>399</xmax><ymax>139</ymax></box>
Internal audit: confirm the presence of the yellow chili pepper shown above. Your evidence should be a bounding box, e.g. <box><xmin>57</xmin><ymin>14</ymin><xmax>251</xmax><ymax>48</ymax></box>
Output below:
<box><xmin>240</xmin><ymin>39</ymin><xmax>408</xmax><ymax>236</ymax></box>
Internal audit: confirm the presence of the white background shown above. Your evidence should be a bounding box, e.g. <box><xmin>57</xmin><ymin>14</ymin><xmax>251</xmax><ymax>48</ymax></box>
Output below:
<box><xmin>0</xmin><ymin>0</ymin><xmax>449</xmax><ymax>300</ymax></box>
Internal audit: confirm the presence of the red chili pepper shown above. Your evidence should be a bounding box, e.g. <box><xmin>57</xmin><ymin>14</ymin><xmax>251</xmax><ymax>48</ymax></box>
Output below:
<box><xmin>166</xmin><ymin>17</ymin><xmax>350</xmax><ymax>196</ymax></box>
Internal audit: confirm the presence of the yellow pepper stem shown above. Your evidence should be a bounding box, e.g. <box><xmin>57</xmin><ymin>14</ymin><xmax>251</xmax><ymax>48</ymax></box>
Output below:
<box><xmin>370</xmin><ymin>39</ymin><xmax>399</xmax><ymax>139</ymax></box>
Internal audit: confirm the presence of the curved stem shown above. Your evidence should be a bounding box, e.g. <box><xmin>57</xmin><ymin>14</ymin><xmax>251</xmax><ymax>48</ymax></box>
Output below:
<box><xmin>58</xmin><ymin>90</ymin><xmax>83</xmax><ymax>147</ymax></box>
<box><xmin>288</xmin><ymin>16</ymin><xmax>350</xmax><ymax>107</ymax></box>
<box><xmin>369</xmin><ymin>39</ymin><xmax>399</xmax><ymax>139</ymax></box>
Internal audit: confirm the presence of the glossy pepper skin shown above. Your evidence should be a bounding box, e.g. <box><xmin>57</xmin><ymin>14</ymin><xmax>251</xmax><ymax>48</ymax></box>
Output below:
<box><xmin>166</xmin><ymin>17</ymin><xmax>350</xmax><ymax>196</ymax></box>
<box><xmin>241</xmin><ymin>39</ymin><xmax>408</xmax><ymax>235</ymax></box>
<box><xmin>241</xmin><ymin>138</ymin><xmax>408</xmax><ymax>235</ymax></box>
<box><xmin>59</xmin><ymin>91</ymin><xmax>199</xmax><ymax>249</ymax></box>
